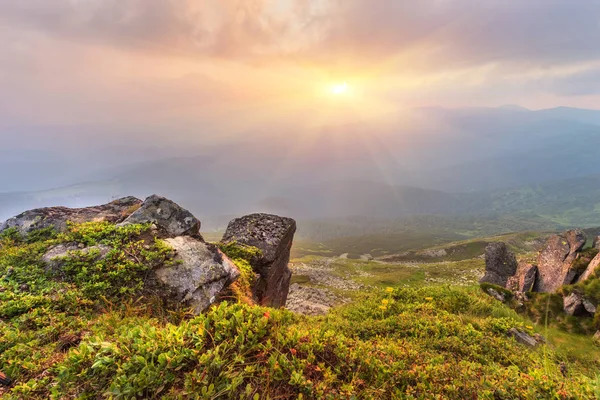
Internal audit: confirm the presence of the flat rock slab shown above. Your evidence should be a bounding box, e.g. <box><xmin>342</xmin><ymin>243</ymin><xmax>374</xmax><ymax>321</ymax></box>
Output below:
<box><xmin>0</xmin><ymin>197</ymin><xmax>142</xmax><ymax>236</ymax></box>
<box><xmin>153</xmin><ymin>236</ymin><xmax>239</xmax><ymax>314</ymax></box>
<box><xmin>222</xmin><ymin>213</ymin><xmax>296</xmax><ymax>308</ymax></box>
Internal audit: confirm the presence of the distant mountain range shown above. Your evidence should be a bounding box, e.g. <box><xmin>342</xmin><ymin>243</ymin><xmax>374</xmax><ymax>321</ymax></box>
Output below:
<box><xmin>2</xmin><ymin>105</ymin><xmax>600</xmax><ymax>231</ymax></box>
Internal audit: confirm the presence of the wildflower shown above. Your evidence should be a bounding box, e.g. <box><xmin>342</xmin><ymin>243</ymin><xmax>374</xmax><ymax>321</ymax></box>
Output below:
<box><xmin>381</xmin><ymin>299</ymin><xmax>389</xmax><ymax>306</ymax></box>
<box><xmin>425</xmin><ymin>297</ymin><xmax>433</xmax><ymax>301</ymax></box>
<box><xmin>526</xmin><ymin>325</ymin><xmax>533</xmax><ymax>330</ymax></box>
<box><xmin>385</xmin><ymin>287</ymin><xmax>394</xmax><ymax>293</ymax></box>
<box><xmin>379</xmin><ymin>305</ymin><xmax>387</xmax><ymax>310</ymax></box>
<box><xmin>263</xmin><ymin>311</ymin><xmax>271</xmax><ymax>319</ymax></box>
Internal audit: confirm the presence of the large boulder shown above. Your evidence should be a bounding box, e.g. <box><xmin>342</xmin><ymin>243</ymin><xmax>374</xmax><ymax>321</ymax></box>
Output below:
<box><xmin>119</xmin><ymin>195</ymin><xmax>201</xmax><ymax>238</ymax></box>
<box><xmin>151</xmin><ymin>236</ymin><xmax>239</xmax><ymax>314</ymax></box>
<box><xmin>0</xmin><ymin>196</ymin><xmax>142</xmax><ymax>236</ymax></box>
<box><xmin>221</xmin><ymin>213</ymin><xmax>296</xmax><ymax>308</ymax></box>
<box><xmin>534</xmin><ymin>230</ymin><xmax>586</xmax><ymax>292</ymax></box>
<box><xmin>578</xmin><ymin>253</ymin><xmax>600</xmax><ymax>282</ymax></box>
<box><xmin>506</xmin><ymin>262</ymin><xmax>537</xmax><ymax>292</ymax></box>
<box><xmin>480</xmin><ymin>242</ymin><xmax>518</xmax><ymax>287</ymax></box>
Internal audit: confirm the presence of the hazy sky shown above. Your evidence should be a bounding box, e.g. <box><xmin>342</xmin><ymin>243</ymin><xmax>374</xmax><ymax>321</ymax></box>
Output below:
<box><xmin>2</xmin><ymin>0</ymin><xmax>600</xmax><ymax>135</ymax></box>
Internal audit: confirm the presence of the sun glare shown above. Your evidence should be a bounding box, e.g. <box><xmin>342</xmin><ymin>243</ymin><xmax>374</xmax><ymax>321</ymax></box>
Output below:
<box><xmin>331</xmin><ymin>81</ymin><xmax>349</xmax><ymax>95</ymax></box>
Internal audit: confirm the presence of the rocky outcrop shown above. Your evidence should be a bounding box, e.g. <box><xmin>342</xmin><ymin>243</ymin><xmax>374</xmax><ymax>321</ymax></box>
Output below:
<box><xmin>151</xmin><ymin>236</ymin><xmax>240</xmax><ymax>314</ymax></box>
<box><xmin>119</xmin><ymin>195</ymin><xmax>201</xmax><ymax>238</ymax></box>
<box><xmin>222</xmin><ymin>213</ymin><xmax>296</xmax><ymax>308</ymax></box>
<box><xmin>0</xmin><ymin>196</ymin><xmax>142</xmax><ymax>236</ymax></box>
<box><xmin>593</xmin><ymin>236</ymin><xmax>600</xmax><ymax>250</ymax></box>
<box><xmin>534</xmin><ymin>230</ymin><xmax>586</xmax><ymax>293</ymax></box>
<box><xmin>506</xmin><ymin>262</ymin><xmax>537</xmax><ymax>292</ymax></box>
<box><xmin>579</xmin><ymin>253</ymin><xmax>600</xmax><ymax>282</ymax></box>
<box><xmin>1</xmin><ymin>195</ymin><xmax>299</xmax><ymax>315</ymax></box>
<box><xmin>480</xmin><ymin>242</ymin><xmax>518</xmax><ymax>287</ymax></box>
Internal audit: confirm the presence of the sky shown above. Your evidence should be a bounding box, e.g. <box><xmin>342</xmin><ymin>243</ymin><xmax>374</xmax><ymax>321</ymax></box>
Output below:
<box><xmin>1</xmin><ymin>0</ymin><xmax>600</xmax><ymax>141</ymax></box>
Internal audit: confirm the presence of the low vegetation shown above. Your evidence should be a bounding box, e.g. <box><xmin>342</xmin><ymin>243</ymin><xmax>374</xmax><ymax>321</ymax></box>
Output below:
<box><xmin>1</xmin><ymin>224</ymin><xmax>600</xmax><ymax>398</ymax></box>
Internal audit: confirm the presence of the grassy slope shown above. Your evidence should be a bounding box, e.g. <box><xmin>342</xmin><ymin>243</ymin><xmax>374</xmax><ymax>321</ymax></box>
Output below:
<box><xmin>1</xmin><ymin>224</ymin><xmax>600</xmax><ymax>398</ymax></box>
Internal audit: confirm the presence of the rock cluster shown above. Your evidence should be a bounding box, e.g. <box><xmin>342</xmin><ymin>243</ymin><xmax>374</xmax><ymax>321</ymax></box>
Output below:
<box><xmin>481</xmin><ymin>229</ymin><xmax>598</xmax><ymax>321</ymax></box>
<box><xmin>0</xmin><ymin>196</ymin><xmax>296</xmax><ymax>314</ymax></box>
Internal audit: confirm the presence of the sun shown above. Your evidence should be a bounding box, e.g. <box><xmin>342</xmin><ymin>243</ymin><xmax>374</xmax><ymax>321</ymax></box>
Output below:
<box><xmin>331</xmin><ymin>81</ymin><xmax>349</xmax><ymax>95</ymax></box>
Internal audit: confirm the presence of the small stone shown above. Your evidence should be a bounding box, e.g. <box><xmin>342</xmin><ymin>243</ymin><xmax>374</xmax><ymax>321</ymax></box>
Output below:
<box><xmin>508</xmin><ymin>328</ymin><xmax>540</xmax><ymax>347</ymax></box>
<box><xmin>19</xmin><ymin>283</ymin><xmax>29</xmax><ymax>292</ymax></box>
<box><xmin>6</xmin><ymin>267</ymin><xmax>14</xmax><ymax>276</ymax></box>
<box><xmin>78</xmin><ymin>243</ymin><xmax>85</xmax><ymax>249</ymax></box>
<box><xmin>486</xmin><ymin>287</ymin><xmax>506</xmax><ymax>302</ymax></box>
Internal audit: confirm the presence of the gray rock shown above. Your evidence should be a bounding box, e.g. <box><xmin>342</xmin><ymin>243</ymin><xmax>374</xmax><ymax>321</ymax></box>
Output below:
<box><xmin>583</xmin><ymin>299</ymin><xmax>597</xmax><ymax>314</ymax></box>
<box><xmin>486</xmin><ymin>287</ymin><xmax>506</xmax><ymax>302</ymax></box>
<box><xmin>0</xmin><ymin>197</ymin><xmax>142</xmax><ymax>237</ymax></box>
<box><xmin>508</xmin><ymin>328</ymin><xmax>542</xmax><ymax>347</ymax></box>
<box><xmin>42</xmin><ymin>243</ymin><xmax>111</xmax><ymax>273</ymax></box>
<box><xmin>563</xmin><ymin>292</ymin><xmax>594</xmax><ymax>316</ymax></box>
<box><xmin>506</xmin><ymin>262</ymin><xmax>537</xmax><ymax>292</ymax></box>
<box><xmin>119</xmin><ymin>195</ymin><xmax>201</xmax><ymax>238</ymax></box>
<box><xmin>152</xmin><ymin>236</ymin><xmax>239</xmax><ymax>314</ymax></box>
<box><xmin>222</xmin><ymin>213</ymin><xmax>296</xmax><ymax>308</ymax></box>
<box><xmin>578</xmin><ymin>252</ymin><xmax>600</xmax><ymax>282</ymax></box>
<box><xmin>534</xmin><ymin>230</ymin><xmax>586</xmax><ymax>293</ymax></box>
<box><xmin>480</xmin><ymin>242</ymin><xmax>518</xmax><ymax>287</ymax></box>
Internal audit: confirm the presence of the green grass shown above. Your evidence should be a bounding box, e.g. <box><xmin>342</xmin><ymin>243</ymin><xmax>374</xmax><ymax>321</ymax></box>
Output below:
<box><xmin>2</xmin><ymin>224</ymin><xmax>600</xmax><ymax>398</ymax></box>
<box><xmin>291</xmin><ymin>232</ymin><xmax>463</xmax><ymax>259</ymax></box>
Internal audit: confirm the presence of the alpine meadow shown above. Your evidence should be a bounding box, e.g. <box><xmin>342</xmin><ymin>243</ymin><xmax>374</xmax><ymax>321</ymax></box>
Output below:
<box><xmin>2</xmin><ymin>1</ymin><xmax>600</xmax><ymax>399</ymax></box>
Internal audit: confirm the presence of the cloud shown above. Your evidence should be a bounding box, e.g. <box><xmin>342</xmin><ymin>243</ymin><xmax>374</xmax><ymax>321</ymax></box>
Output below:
<box><xmin>1</xmin><ymin>0</ymin><xmax>600</xmax><ymax>125</ymax></box>
<box><xmin>543</xmin><ymin>67</ymin><xmax>600</xmax><ymax>96</ymax></box>
<box><xmin>2</xmin><ymin>0</ymin><xmax>600</xmax><ymax>69</ymax></box>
